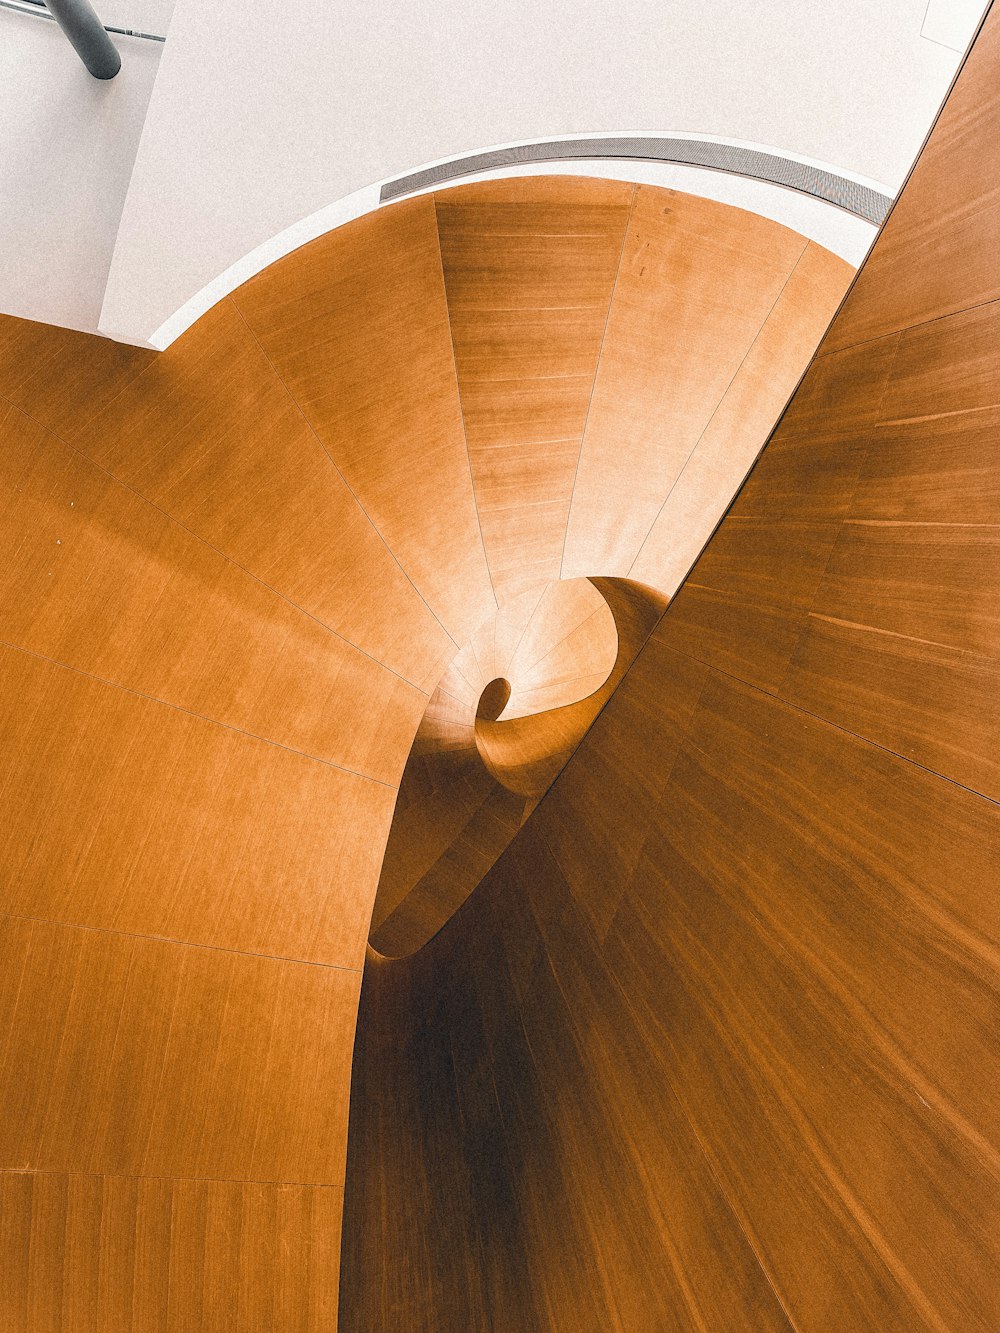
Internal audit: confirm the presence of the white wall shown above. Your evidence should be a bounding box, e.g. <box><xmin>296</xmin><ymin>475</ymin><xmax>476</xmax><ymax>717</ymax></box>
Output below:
<box><xmin>145</xmin><ymin>143</ymin><xmax>884</xmax><ymax>352</ymax></box>
<box><xmin>98</xmin><ymin>0</ymin><xmax>984</xmax><ymax>348</ymax></box>
<box><xmin>0</xmin><ymin>0</ymin><xmax>986</xmax><ymax>345</ymax></box>
<box><xmin>0</xmin><ymin>6</ymin><xmax>168</xmax><ymax>335</ymax></box>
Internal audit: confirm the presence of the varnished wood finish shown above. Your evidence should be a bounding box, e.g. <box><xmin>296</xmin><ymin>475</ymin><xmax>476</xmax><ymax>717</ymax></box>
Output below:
<box><xmin>0</xmin><ymin>399</ymin><xmax>425</xmax><ymax>781</ymax></box>
<box><xmin>500</xmin><ymin>577</ymin><xmax>617</xmax><ymax>717</ymax></box>
<box><xmin>782</xmin><ymin>297</ymin><xmax>1000</xmax><ymax>798</ymax></box>
<box><xmin>662</xmin><ymin>333</ymin><xmax>900</xmax><ymax>693</ymax></box>
<box><xmin>342</xmin><ymin>11</ymin><xmax>1000</xmax><ymax>1330</ymax></box>
<box><xmin>231</xmin><ymin>196</ymin><xmax>497</xmax><ymax>649</ymax></box>
<box><xmin>561</xmin><ymin>188</ymin><xmax>852</xmax><ymax>586</ymax></box>
<box><xmin>371</xmin><ymin>579</ymin><xmax>663</xmax><ymax>956</ymax></box>
<box><xmin>437</xmin><ymin>178</ymin><xmax>634</xmax><ymax>601</ymax></box>
<box><xmin>0</xmin><ymin>315</ymin><xmax>154</xmax><ymax>440</ymax></box>
<box><xmin>823</xmin><ymin>6</ymin><xmax>1000</xmax><ymax>353</ymax></box>
<box><xmin>629</xmin><ymin>240</ymin><xmax>854</xmax><ymax>593</ymax></box>
<box><xmin>0</xmin><ymin>914</ymin><xmax>360</xmax><ymax>1184</ymax></box>
<box><xmin>0</xmin><ymin>176</ymin><xmax>851</xmax><ymax>1325</ymax></box>
<box><xmin>474</xmin><ymin>578</ymin><xmax>662</xmax><ymax>800</ymax></box>
<box><xmin>67</xmin><ymin>298</ymin><xmax>456</xmax><ymax>690</ymax></box>
<box><xmin>0</xmin><ymin>644</ymin><xmax>395</xmax><ymax>966</ymax></box>
<box><xmin>1</xmin><ymin>1172</ymin><xmax>340</xmax><ymax>1333</ymax></box>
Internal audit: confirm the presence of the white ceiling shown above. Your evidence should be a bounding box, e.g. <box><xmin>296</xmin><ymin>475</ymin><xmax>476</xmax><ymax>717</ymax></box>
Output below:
<box><xmin>921</xmin><ymin>0</ymin><xmax>987</xmax><ymax>52</ymax></box>
<box><xmin>0</xmin><ymin>0</ymin><xmax>988</xmax><ymax>343</ymax></box>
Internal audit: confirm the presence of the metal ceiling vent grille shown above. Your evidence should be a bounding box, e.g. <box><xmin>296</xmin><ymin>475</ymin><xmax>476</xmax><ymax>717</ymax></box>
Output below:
<box><xmin>380</xmin><ymin>136</ymin><xmax>892</xmax><ymax>225</ymax></box>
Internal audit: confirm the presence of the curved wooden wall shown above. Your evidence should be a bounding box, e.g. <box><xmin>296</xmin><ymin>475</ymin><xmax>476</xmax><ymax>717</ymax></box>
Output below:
<box><xmin>342</xmin><ymin>10</ymin><xmax>1000</xmax><ymax>1331</ymax></box>
<box><xmin>369</xmin><ymin>577</ymin><xmax>619</xmax><ymax>956</ymax></box>
<box><xmin>372</xmin><ymin>578</ymin><xmax>665</xmax><ymax>956</ymax></box>
<box><xmin>0</xmin><ymin>180</ymin><xmax>850</xmax><ymax>1327</ymax></box>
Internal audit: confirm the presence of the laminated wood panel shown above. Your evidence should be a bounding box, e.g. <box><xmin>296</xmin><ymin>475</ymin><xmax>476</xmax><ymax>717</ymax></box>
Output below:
<box><xmin>0</xmin><ymin>1171</ymin><xmax>341</xmax><ymax>1333</ymax></box>
<box><xmin>823</xmin><ymin>6</ymin><xmax>1000</xmax><ymax>351</ymax></box>
<box><xmin>0</xmin><ymin>167</ymin><xmax>896</xmax><ymax>1332</ymax></box>
<box><xmin>628</xmin><ymin>241</ymin><xmax>853</xmax><ymax>594</ymax></box>
<box><xmin>492</xmin><ymin>583</ymin><xmax>549</xmax><ymax>674</ymax></box>
<box><xmin>436</xmin><ymin>178</ymin><xmax>634</xmax><ymax>601</ymax></box>
<box><xmin>610</xmin><ymin>675</ymin><xmax>1000</xmax><ymax>1330</ymax></box>
<box><xmin>231</xmin><ymin>196</ymin><xmax>496</xmax><ymax>647</ymax></box>
<box><xmin>344</xmin><ymin>623</ymin><xmax>1000</xmax><ymax>1328</ymax></box>
<box><xmin>66</xmin><ymin>299</ymin><xmax>455</xmax><ymax>691</ymax></box>
<box><xmin>0</xmin><ymin>643</ymin><xmax>394</xmax><ymax>967</ymax></box>
<box><xmin>561</xmin><ymin>187</ymin><xmax>815</xmax><ymax>577</ymax></box>
<box><xmin>658</xmin><ymin>333</ymin><xmax>899</xmax><ymax>693</ymax></box>
<box><xmin>370</xmin><ymin>579</ymin><xmax>661</xmax><ymax>957</ymax></box>
<box><xmin>782</xmin><ymin>303</ymin><xmax>1000</xmax><ymax>798</ymax></box>
<box><xmin>371</xmin><ymin>750</ymin><xmax>498</xmax><ymax>935</ymax></box>
<box><xmin>800</xmin><ymin>519</ymin><xmax>1000</xmax><ymax>660</ymax></box>
<box><xmin>343</xmin><ymin>10</ymin><xmax>1000</xmax><ymax>1329</ymax></box>
<box><xmin>781</xmin><ymin>611</ymin><xmax>1000</xmax><ymax>801</ymax></box>
<box><xmin>501</xmin><ymin>577</ymin><xmax>614</xmax><ymax>713</ymax></box>
<box><xmin>534</xmin><ymin>638</ymin><xmax>709</xmax><ymax>943</ymax></box>
<box><xmin>0</xmin><ymin>401</ymin><xmax>424</xmax><ymax>783</ymax></box>
<box><xmin>369</xmin><ymin>784</ymin><xmax>526</xmax><ymax>960</ymax></box>
<box><xmin>852</xmin><ymin>405</ymin><xmax>1000</xmax><ymax>525</ymax></box>
<box><xmin>345</xmin><ymin>823</ymin><xmax>797</xmax><ymax>1331</ymax></box>
<box><xmin>0</xmin><ymin>314</ymin><xmax>154</xmax><ymax>441</ymax></box>
<box><xmin>0</xmin><ymin>914</ymin><xmax>359</xmax><ymax>1185</ymax></box>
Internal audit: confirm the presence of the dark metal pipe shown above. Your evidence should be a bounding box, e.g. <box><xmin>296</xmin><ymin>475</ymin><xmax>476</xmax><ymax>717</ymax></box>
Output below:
<box><xmin>44</xmin><ymin>0</ymin><xmax>121</xmax><ymax>78</ymax></box>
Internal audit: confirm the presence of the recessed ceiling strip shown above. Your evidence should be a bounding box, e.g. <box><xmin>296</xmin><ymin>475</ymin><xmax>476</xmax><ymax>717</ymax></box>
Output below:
<box><xmin>380</xmin><ymin>135</ymin><xmax>891</xmax><ymax>224</ymax></box>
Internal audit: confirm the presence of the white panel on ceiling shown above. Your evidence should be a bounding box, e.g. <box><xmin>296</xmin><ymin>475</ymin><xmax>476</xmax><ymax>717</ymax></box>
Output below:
<box><xmin>101</xmin><ymin>0</ymin><xmax>968</xmax><ymax>348</ymax></box>
<box><xmin>1</xmin><ymin>0</ymin><xmax>975</xmax><ymax>345</ymax></box>
<box><xmin>93</xmin><ymin>0</ymin><xmax>176</xmax><ymax>36</ymax></box>
<box><xmin>0</xmin><ymin>10</ymin><xmax>163</xmax><ymax>335</ymax></box>
<box><xmin>921</xmin><ymin>0</ymin><xmax>988</xmax><ymax>53</ymax></box>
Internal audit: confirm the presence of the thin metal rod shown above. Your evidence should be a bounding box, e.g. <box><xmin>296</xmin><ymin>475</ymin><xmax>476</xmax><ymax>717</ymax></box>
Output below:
<box><xmin>0</xmin><ymin>0</ymin><xmax>165</xmax><ymax>40</ymax></box>
<box><xmin>43</xmin><ymin>0</ymin><xmax>122</xmax><ymax>76</ymax></box>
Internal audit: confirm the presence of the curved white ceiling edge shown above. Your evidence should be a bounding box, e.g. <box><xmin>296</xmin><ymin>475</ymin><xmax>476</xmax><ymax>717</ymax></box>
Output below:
<box><xmin>138</xmin><ymin>133</ymin><xmax>882</xmax><ymax>353</ymax></box>
<box><xmin>97</xmin><ymin>0</ymin><xmax>978</xmax><ymax>349</ymax></box>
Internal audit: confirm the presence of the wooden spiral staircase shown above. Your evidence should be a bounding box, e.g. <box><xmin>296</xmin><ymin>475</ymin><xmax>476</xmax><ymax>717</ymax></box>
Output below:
<box><xmin>2</xmin><ymin>11</ymin><xmax>1000</xmax><ymax>1322</ymax></box>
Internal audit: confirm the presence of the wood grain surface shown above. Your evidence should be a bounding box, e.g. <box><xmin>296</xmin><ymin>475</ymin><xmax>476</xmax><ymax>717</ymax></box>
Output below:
<box><xmin>561</xmin><ymin>189</ymin><xmax>851</xmax><ymax>586</ymax></box>
<box><xmin>371</xmin><ymin>578</ymin><xmax>664</xmax><ymax>956</ymax></box>
<box><xmin>342</xmin><ymin>9</ymin><xmax>1000</xmax><ymax>1330</ymax></box>
<box><xmin>822</xmin><ymin>4</ymin><xmax>1000</xmax><ymax>352</ymax></box>
<box><xmin>0</xmin><ymin>170</ymin><xmax>853</xmax><ymax>1327</ymax></box>
<box><xmin>1</xmin><ymin>1171</ymin><xmax>341</xmax><ymax>1333</ymax></box>
<box><xmin>232</xmin><ymin>197</ymin><xmax>497</xmax><ymax>650</ymax></box>
<box><xmin>437</xmin><ymin>178</ymin><xmax>634</xmax><ymax>601</ymax></box>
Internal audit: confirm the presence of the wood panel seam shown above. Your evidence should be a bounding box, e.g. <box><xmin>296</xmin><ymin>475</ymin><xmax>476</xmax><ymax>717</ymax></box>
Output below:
<box><xmin>0</xmin><ymin>636</ymin><xmax>399</xmax><ymax>788</ymax></box>
<box><xmin>0</xmin><ymin>908</ymin><xmax>366</xmax><ymax>974</ymax></box>
<box><xmin>0</xmin><ymin>387</ymin><xmax>434</xmax><ymax>698</ymax></box>
<box><xmin>664</xmin><ymin>639</ymin><xmax>1000</xmax><ymax>810</ymax></box>
<box><xmin>224</xmin><ymin>299</ymin><xmax>467</xmax><ymax>657</ymax></box>
<box><xmin>432</xmin><ymin>198</ymin><xmax>501</xmax><ymax>615</ymax></box>
<box><xmin>559</xmin><ymin>183</ymin><xmax>637</xmax><ymax>580</ymax></box>
<box><xmin>625</xmin><ymin>237</ymin><xmax>810</xmax><ymax>580</ymax></box>
<box><xmin>818</xmin><ymin>291</ymin><xmax>1000</xmax><ymax>361</ymax></box>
